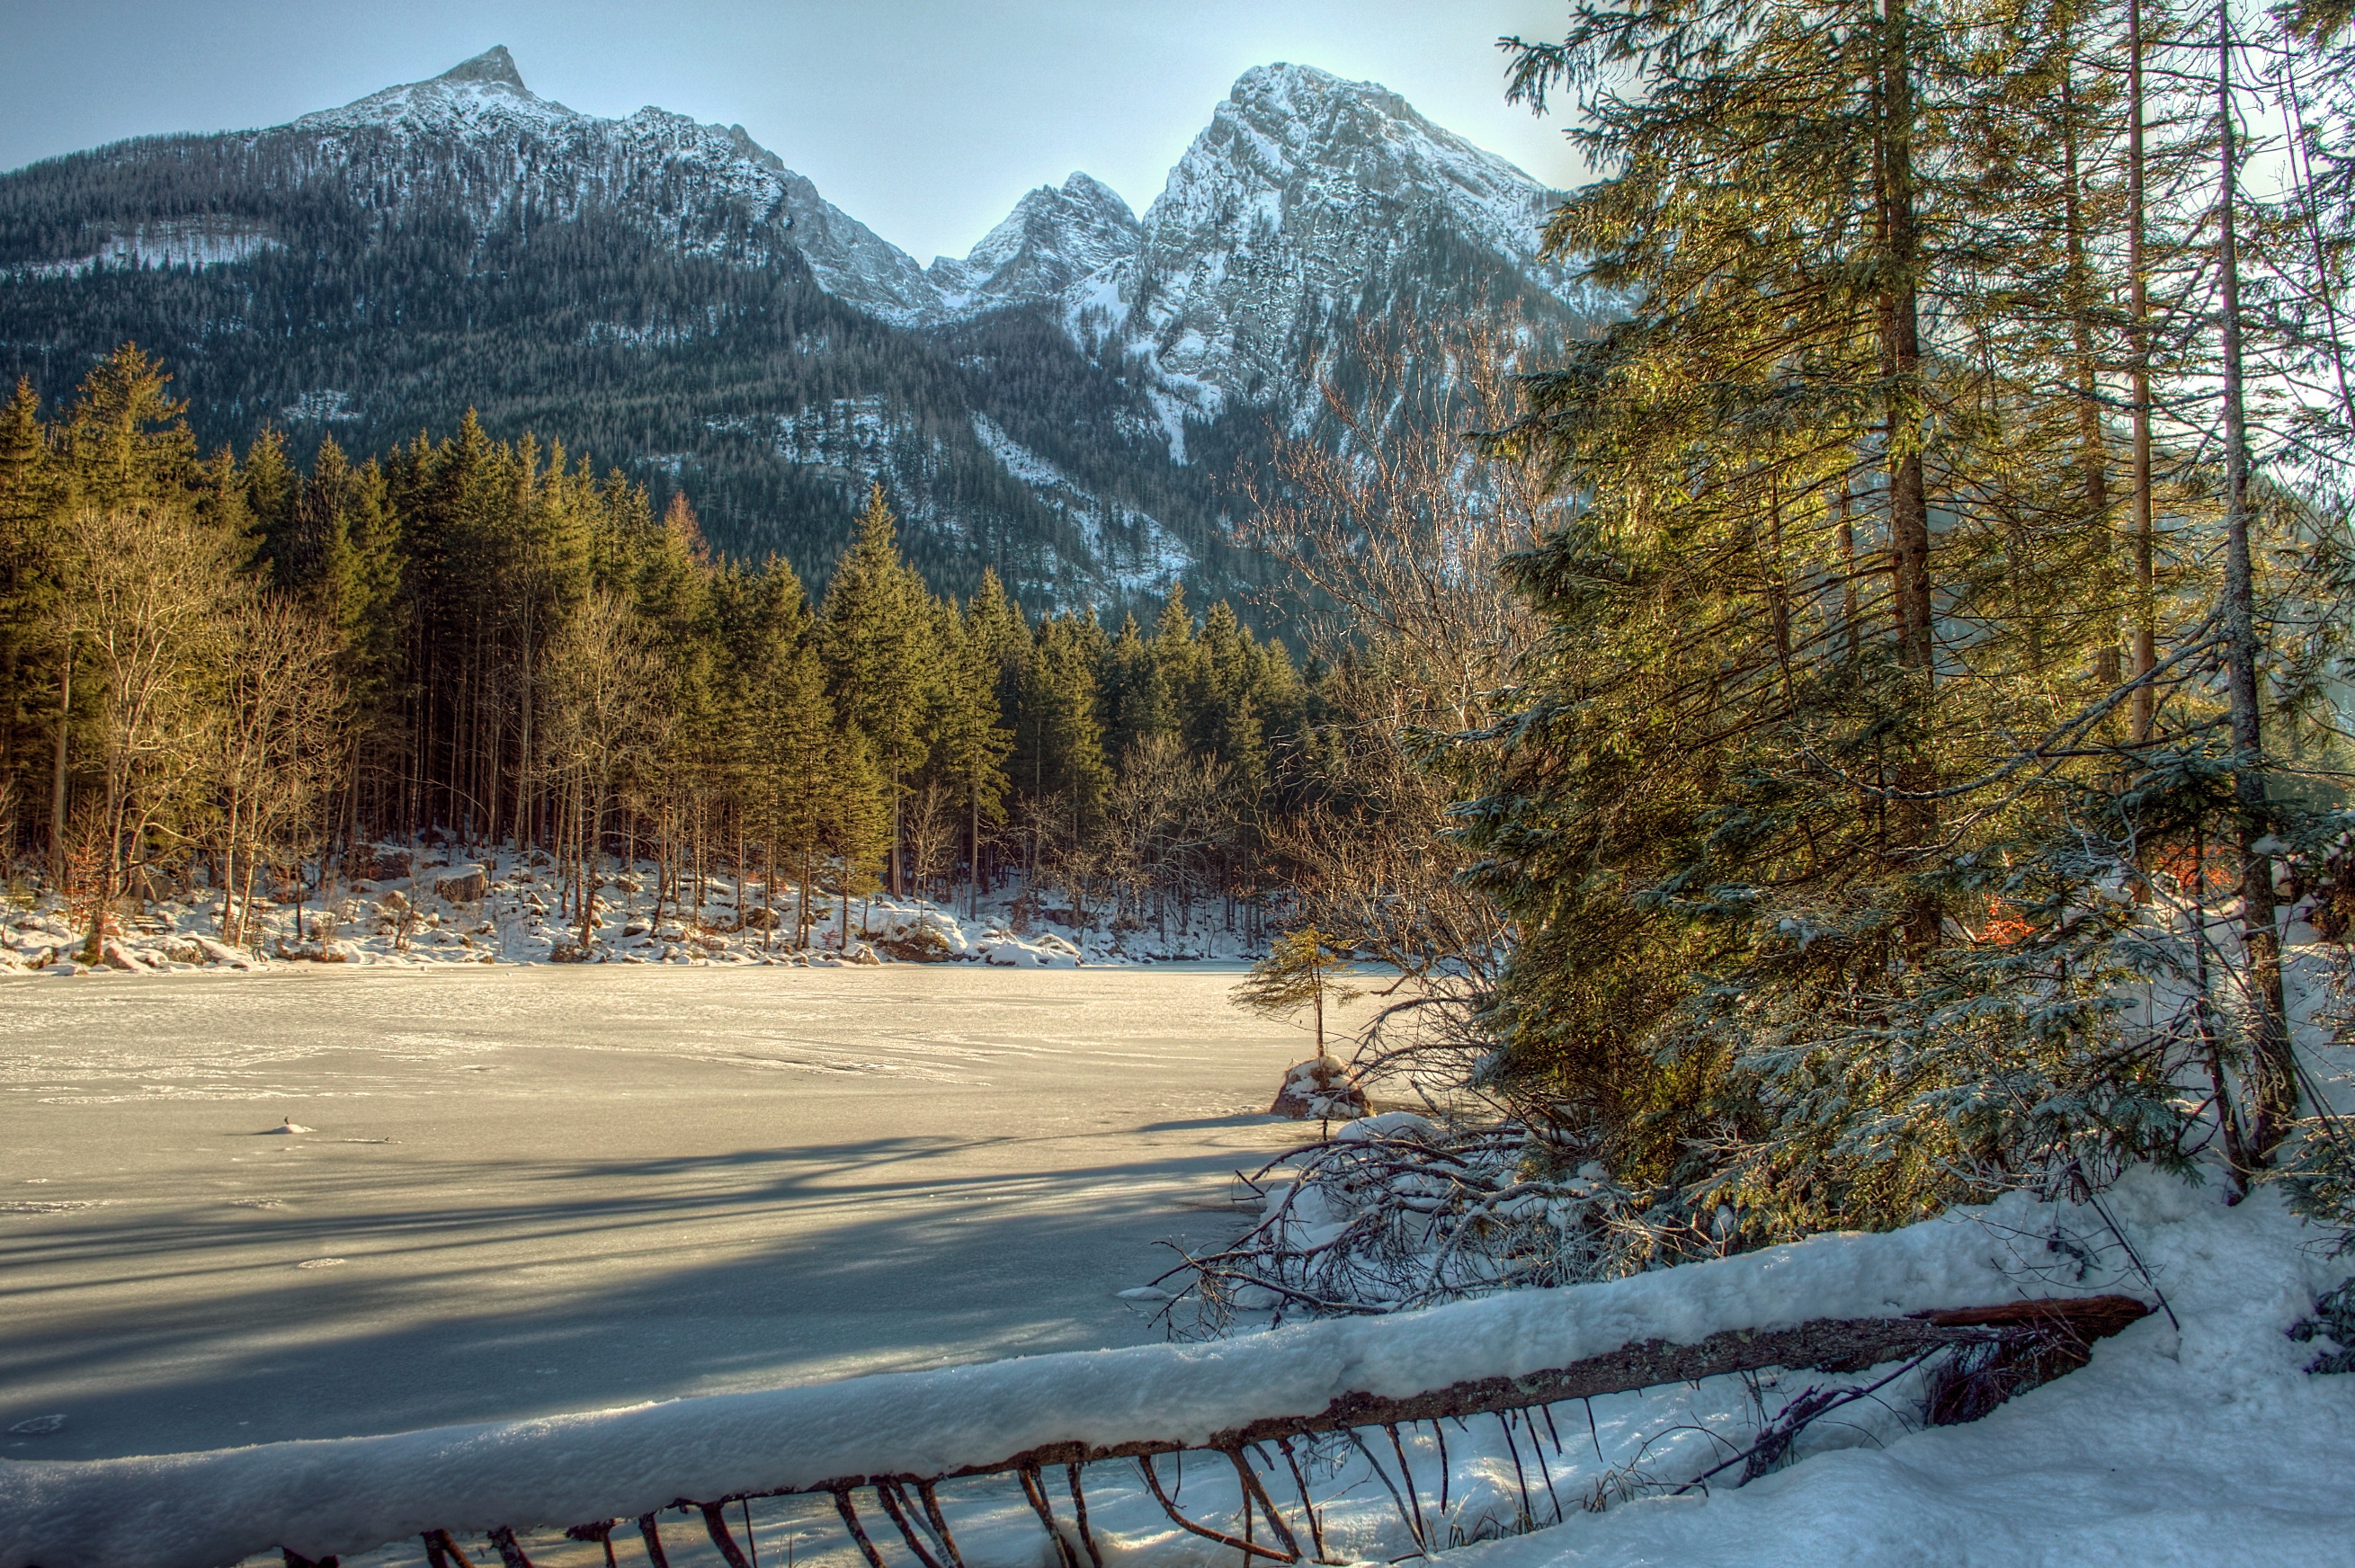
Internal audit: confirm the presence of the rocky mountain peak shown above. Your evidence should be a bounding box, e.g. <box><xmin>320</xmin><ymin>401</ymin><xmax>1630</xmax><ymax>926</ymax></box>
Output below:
<box><xmin>433</xmin><ymin>46</ymin><xmax>527</xmax><ymax>90</ymax></box>
<box><xmin>1146</xmin><ymin>62</ymin><xmax>1557</xmax><ymax>268</ymax></box>
<box><xmin>1075</xmin><ymin>62</ymin><xmax>1581</xmax><ymax>454</ymax></box>
<box><xmin>932</xmin><ymin>172</ymin><xmax>1141</xmax><ymax>310</ymax></box>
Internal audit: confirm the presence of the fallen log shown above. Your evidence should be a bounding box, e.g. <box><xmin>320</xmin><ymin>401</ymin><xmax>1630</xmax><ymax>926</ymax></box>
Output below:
<box><xmin>320</xmin><ymin>1295</ymin><xmax>2167</xmax><ymax>1568</ymax></box>
<box><xmin>850</xmin><ymin>1293</ymin><xmax>2153</xmax><ymax>1484</ymax></box>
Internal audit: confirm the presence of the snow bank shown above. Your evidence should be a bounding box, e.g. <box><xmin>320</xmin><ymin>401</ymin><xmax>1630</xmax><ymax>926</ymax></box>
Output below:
<box><xmin>4</xmin><ymin>1179</ymin><xmax>2286</xmax><ymax>1568</ymax></box>
<box><xmin>1441</xmin><ymin>1178</ymin><xmax>2355</xmax><ymax>1568</ymax></box>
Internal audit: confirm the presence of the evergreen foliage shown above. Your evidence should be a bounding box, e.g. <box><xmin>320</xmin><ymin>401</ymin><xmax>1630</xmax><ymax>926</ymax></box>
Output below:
<box><xmin>1454</xmin><ymin>0</ymin><xmax>2355</xmax><ymax>1245</ymax></box>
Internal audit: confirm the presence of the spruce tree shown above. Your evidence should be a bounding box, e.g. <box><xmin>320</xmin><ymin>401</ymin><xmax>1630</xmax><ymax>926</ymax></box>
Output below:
<box><xmin>925</xmin><ymin>599</ymin><xmax>1012</xmax><ymax>914</ymax></box>
<box><xmin>820</xmin><ymin>484</ymin><xmax>935</xmax><ymax>896</ymax></box>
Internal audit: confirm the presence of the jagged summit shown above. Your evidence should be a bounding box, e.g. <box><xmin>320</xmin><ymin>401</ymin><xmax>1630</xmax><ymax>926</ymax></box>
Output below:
<box><xmin>296</xmin><ymin>46</ymin><xmax>575</xmax><ymax>133</ymax></box>
<box><xmin>1065</xmin><ymin>60</ymin><xmax>1585</xmax><ymax>453</ymax></box>
<box><xmin>434</xmin><ymin>46</ymin><xmax>526</xmax><ymax>90</ymax></box>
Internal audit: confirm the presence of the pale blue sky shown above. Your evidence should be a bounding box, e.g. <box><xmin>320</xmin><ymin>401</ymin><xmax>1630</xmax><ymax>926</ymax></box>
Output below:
<box><xmin>0</xmin><ymin>0</ymin><xmax>1577</xmax><ymax>264</ymax></box>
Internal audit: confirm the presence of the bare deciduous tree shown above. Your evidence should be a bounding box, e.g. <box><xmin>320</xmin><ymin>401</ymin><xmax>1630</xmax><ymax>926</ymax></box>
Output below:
<box><xmin>218</xmin><ymin>597</ymin><xmax>347</xmax><ymax>947</ymax></box>
<box><xmin>62</xmin><ymin>503</ymin><xmax>236</xmax><ymax>958</ymax></box>
<box><xmin>540</xmin><ymin>589</ymin><xmax>665</xmax><ymax>955</ymax></box>
<box><xmin>1247</xmin><ymin>312</ymin><xmax>1565</xmax><ymax>1093</ymax></box>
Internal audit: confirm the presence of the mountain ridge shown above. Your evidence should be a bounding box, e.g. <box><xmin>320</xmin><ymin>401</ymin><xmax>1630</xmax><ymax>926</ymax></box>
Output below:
<box><xmin>0</xmin><ymin>47</ymin><xmax>1605</xmax><ymax>607</ymax></box>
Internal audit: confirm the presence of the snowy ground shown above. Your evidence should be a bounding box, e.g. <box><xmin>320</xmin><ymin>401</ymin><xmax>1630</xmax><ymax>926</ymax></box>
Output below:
<box><xmin>0</xmin><ymin>964</ymin><xmax>1357</xmax><ymax>1464</ymax></box>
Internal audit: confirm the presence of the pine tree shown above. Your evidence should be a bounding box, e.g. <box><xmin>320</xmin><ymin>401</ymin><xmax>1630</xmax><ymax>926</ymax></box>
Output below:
<box><xmin>0</xmin><ymin>379</ymin><xmax>59</xmax><ymax>865</ymax></box>
<box><xmin>1102</xmin><ymin>611</ymin><xmax>1175</xmax><ymax>769</ymax></box>
<box><xmin>243</xmin><ymin>429</ymin><xmax>297</xmax><ymax>578</ymax></box>
<box><xmin>62</xmin><ymin>344</ymin><xmax>197</xmax><ymax>508</ymax></box>
<box><xmin>1234</xmin><ymin>926</ymin><xmax>1360</xmax><ymax>1061</ymax></box>
<box><xmin>820</xmin><ymin>484</ymin><xmax>935</xmax><ymax>896</ymax></box>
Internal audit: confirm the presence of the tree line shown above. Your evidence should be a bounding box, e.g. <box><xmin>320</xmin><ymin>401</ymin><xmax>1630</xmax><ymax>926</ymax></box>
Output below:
<box><xmin>0</xmin><ymin>345</ymin><xmax>1318</xmax><ymax>958</ymax></box>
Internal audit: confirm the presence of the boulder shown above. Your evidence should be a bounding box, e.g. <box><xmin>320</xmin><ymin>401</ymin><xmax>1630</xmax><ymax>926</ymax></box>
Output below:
<box><xmin>1270</xmin><ymin>1056</ymin><xmax>1369</xmax><ymax>1121</ymax></box>
<box><xmin>879</xmin><ymin>922</ymin><xmax>954</xmax><ymax>962</ymax></box>
<box><xmin>435</xmin><ymin>866</ymin><xmax>489</xmax><ymax>904</ymax></box>
<box><xmin>353</xmin><ymin>845</ymin><xmax>412</xmax><ymax>881</ymax></box>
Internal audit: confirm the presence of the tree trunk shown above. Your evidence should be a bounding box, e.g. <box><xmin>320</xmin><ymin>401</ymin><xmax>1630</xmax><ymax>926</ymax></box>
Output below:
<box><xmin>1879</xmin><ymin>0</ymin><xmax>1939</xmax><ymax>951</ymax></box>
<box><xmin>890</xmin><ymin>766</ymin><xmax>904</xmax><ymax>898</ymax></box>
<box><xmin>2060</xmin><ymin>66</ymin><xmax>2119</xmax><ymax>688</ymax></box>
<box><xmin>579</xmin><ymin>781</ymin><xmax>602</xmax><ymax>953</ymax></box>
<box><xmin>2214</xmin><ymin>7</ymin><xmax>2297</xmax><ymax>1164</ymax></box>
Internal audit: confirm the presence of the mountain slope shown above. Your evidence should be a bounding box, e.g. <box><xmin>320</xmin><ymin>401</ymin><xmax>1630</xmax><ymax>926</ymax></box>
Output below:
<box><xmin>0</xmin><ymin>49</ymin><xmax>1608</xmax><ymax>605</ymax></box>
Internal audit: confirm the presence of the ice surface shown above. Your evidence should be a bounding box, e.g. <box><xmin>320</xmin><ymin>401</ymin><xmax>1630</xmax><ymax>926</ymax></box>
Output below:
<box><xmin>0</xmin><ymin>965</ymin><xmax>1347</xmax><ymax>1471</ymax></box>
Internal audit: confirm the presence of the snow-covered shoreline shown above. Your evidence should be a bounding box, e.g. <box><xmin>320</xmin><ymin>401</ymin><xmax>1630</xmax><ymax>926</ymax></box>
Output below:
<box><xmin>3</xmin><ymin>843</ymin><xmax>1273</xmax><ymax>979</ymax></box>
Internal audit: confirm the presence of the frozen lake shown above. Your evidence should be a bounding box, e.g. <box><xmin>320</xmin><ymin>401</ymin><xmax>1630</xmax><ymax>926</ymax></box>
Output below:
<box><xmin>0</xmin><ymin>965</ymin><xmax>1326</xmax><ymax>1461</ymax></box>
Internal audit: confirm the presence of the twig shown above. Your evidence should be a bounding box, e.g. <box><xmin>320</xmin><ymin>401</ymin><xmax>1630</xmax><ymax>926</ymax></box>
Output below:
<box><xmin>423</xmin><ymin>1530</ymin><xmax>477</xmax><ymax>1568</ymax></box>
<box><xmin>1228</xmin><ymin>1447</ymin><xmax>1304</xmax><ymax>1561</ymax></box>
<box><xmin>1018</xmin><ymin>1466</ymin><xmax>1081</xmax><ymax>1568</ymax></box>
<box><xmin>873</xmin><ymin>1481</ymin><xmax>946</xmax><ymax>1568</ymax></box>
<box><xmin>1066</xmin><ymin>1464</ymin><xmax>1108</xmax><ymax>1568</ymax></box>
<box><xmin>915</xmin><ymin>1480</ymin><xmax>968</xmax><ymax>1568</ymax></box>
<box><xmin>1345</xmin><ymin>1429</ymin><xmax>1427</xmax><ymax>1557</ymax></box>
<box><xmin>486</xmin><ymin>1525</ymin><xmax>535</xmax><ymax>1568</ymax></box>
<box><xmin>635</xmin><ymin>1515</ymin><xmax>671</xmax><ymax>1568</ymax></box>
<box><xmin>1275</xmin><ymin>1436</ymin><xmax>1334</xmax><ymax>1564</ymax></box>
<box><xmin>1384</xmin><ymin>1424</ymin><xmax>1429</xmax><ymax>1549</ymax></box>
<box><xmin>1494</xmin><ymin>1411</ymin><xmax>1533</xmax><ymax>1528</ymax></box>
<box><xmin>1673</xmin><ymin>1351</ymin><xmax>1939</xmax><ymax>1495</ymax></box>
<box><xmin>1137</xmin><ymin>1454</ymin><xmax>1297</xmax><ymax>1563</ymax></box>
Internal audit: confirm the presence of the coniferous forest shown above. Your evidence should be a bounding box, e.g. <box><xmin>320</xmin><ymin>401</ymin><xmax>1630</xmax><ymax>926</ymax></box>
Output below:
<box><xmin>0</xmin><ymin>347</ymin><xmax>1316</xmax><ymax>960</ymax></box>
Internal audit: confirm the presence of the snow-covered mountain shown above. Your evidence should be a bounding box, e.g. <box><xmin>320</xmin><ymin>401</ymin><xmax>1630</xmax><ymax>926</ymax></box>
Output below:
<box><xmin>282</xmin><ymin>47</ymin><xmax>948</xmax><ymax>325</ymax></box>
<box><xmin>0</xmin><ymin>49</ymin><xmax>1607</xmax><ymax>604</ymax></box>
<box><xmin>1083</xmin><ymin>64</ymin><xmax>1593</xmax><ymax>447</ymax></box>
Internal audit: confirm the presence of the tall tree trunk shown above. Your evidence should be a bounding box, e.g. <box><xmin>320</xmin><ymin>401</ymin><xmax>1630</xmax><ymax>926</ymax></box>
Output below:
<box><xmin>1837</xmin><ymin>477</ymin><xmax>1860</xmax><ymax>662</ymax></box>
<box><xmin>889</xmin><ymin>765</ymin><xmax>904</xmax><ymax>898</ymax></box>
<box><xmin>47</xmin><ymin>643</ymin><xmax>69</xmax><ymax>889</ymax></box>
<box><xmin>2128</xmin><ymin>0</ymin><xmax>2158</xmax><ymax>744</ymax></box>
<box><xmin>1879</xmin><ymin>0</ymin><xmax>1939</xmax><ymax>949</ymax></box>
<box><xmin>2061</xmin><ymin>66</ymin><xmax>2119</xmax><ymax>688</ymax></box>
<box><xmin>2214</xmin><ymin>6</ymin><xmax>2297</xmax><ymax>1165</ymax></box>
<box><xmin>579</xmin><ymin>780</ymin><xmax>601</xmax><ymax>953</ymax></box>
